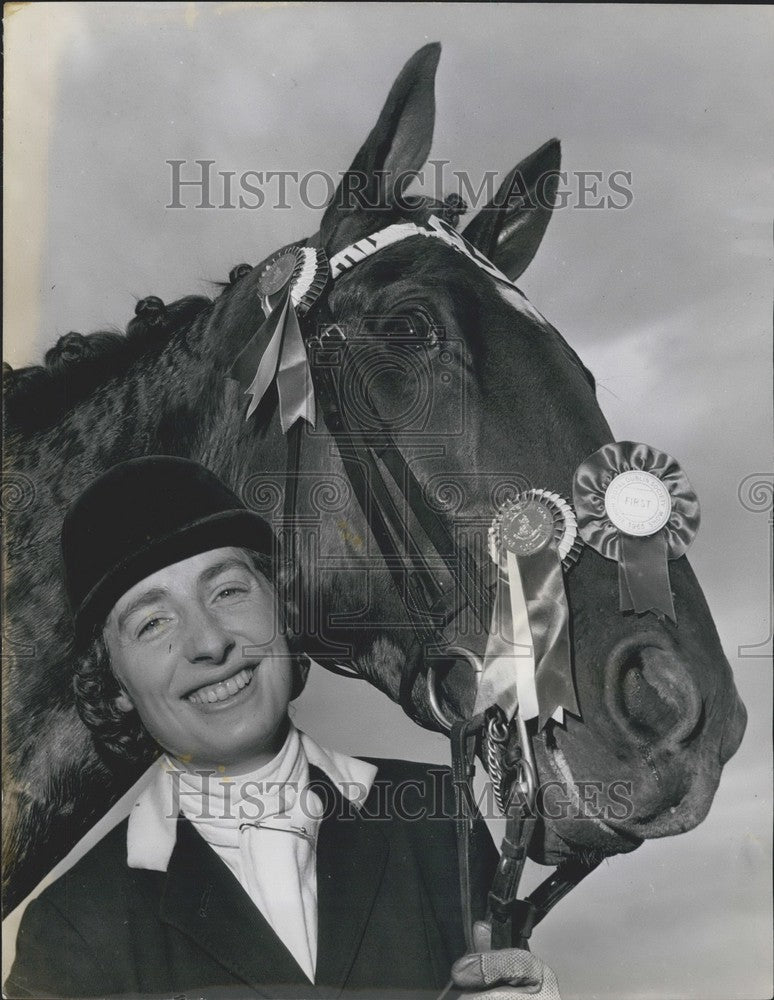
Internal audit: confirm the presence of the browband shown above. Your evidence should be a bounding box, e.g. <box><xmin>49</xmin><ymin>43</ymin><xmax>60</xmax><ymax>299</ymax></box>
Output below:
<box><xmin>329</xmin><ymin>214</ymin><xmax>525</xmax><ymax>297</ymax></box>
<box><xmin>235</xmin><ymin>211</ymin><xmax>542</xmax><ymax>429</ymax></box>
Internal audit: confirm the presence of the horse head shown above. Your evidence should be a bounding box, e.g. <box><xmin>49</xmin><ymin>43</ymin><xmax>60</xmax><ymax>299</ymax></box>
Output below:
<box><xmin>2</xmin><ymin>44</ymin><xmax>745</xmax><ymax>915</ymax></box>
<box><xmin>236</xmin><ymin>43</ymin><xmax>747</xmax><ymax>865</ymax></box>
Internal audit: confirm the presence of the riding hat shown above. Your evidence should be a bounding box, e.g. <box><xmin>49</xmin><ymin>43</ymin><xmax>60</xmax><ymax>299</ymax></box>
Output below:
<box><xmin>62</xmin><ymin>456</ymin><xmax>277</xmax><ymax>647</ymax></box>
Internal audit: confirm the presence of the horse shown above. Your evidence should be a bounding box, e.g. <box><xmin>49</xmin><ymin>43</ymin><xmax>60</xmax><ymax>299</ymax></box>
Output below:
<box><xmin>2</xmin><ymin>43</ymin><xmax>746</xmax><ymax>927</ymax></box>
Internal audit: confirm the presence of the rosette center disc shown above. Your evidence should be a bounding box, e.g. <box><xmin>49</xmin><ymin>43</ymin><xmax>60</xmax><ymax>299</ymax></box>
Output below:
<box><xmin>257</xmin><ymin>253</ymin><xmax>297</xmax><ymax>298</ymax></box>
<box><xmin>499</xmin><ymin>499</ymin><xmax>554</xmax><ymax>557</ymax></box>
<box><xmin>604</xmin><ymin>470</ymin><xmax>672</xmax><ymax>537</ymax></box>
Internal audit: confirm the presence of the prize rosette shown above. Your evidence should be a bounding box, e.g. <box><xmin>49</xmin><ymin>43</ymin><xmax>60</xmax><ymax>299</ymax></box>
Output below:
<box><xmin>255</xmin><ymin>245</ymin><xmax>329</xmax><ymax>316</ymax></box>
<box><xmin>230</xmin><ymin>245</ymin><xmax>329</xmax><ymax>431</ymax></box>
<box><xmin>572</xmin><ymin>441</ymin><xmax>700</xmax><ymax>623</ymax></box>
<box><xmin>474</xmin><ymin>489</ymin><xmax>581</xmax><ymax>729</ymax></box>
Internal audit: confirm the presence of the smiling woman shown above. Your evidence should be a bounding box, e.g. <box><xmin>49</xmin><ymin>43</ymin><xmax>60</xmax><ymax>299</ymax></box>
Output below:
<box><xmin>105</xmin><ymin>547</ymin><xmax>295</xmax><ymax>772</ymax></box>
<box><xmin>79</xmin><ymin>547</ymin><xmax>298</xmax><ymax>771</ymax></box>
<box><xmin>64</xmin><ymin>456</ymin><xmax>302</xmax><ymax>770</ymax></box>
<box><xmin>6</xmin><ymin>455</ymin><xmax>545</xmax><ymax>999</ymax></box>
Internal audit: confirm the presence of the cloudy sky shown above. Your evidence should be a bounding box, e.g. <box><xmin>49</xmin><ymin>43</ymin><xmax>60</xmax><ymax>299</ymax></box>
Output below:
<box><xmin>4</xmin><ymin>4</ymin><xmax>772</xmax><ymax>997</ymax></box>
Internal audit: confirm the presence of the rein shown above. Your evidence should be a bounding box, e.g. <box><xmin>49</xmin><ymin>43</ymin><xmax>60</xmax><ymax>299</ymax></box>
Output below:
<box><xmin>450</xmin><ymin>712</ymin><xmax>601</xmax><ymax>954</ymax></box>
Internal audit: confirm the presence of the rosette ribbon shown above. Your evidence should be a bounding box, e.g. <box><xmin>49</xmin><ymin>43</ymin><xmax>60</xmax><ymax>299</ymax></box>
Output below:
<box><xmin>230</xmin><ymin>246</ymin><xmax>328</xmax><ymax>433</ymax></box>
<box><xmin>474</xmin><ymin>492</ymin><xmax>581</xmax><ymax>730</ymax></box>
<box><xmin>573</xmin><ymin>442</ymin><xmax>701</xmax><ymax>623</ymax></box>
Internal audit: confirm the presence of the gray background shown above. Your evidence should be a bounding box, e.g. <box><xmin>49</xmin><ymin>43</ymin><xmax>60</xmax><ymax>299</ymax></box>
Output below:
<box><xmin>3</xmin><ymin>4</ymin><xmax>772</xmax><ymax>998</ymax></box>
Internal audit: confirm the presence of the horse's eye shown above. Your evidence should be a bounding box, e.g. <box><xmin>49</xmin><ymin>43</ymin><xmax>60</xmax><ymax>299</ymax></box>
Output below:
<box><xmin>406</xmin><ymin>306</ymin><xmax>439</xmax><ymax>345</ymax></box>
<box><xmin>397</xmin><ymin>305</ymin><xmax>442</xmax><ymax>347</ymax></box>
<box><xmin>360</xmin><ymin>305</ymin><xmax>442</xmax><ymax>348</ymax></box>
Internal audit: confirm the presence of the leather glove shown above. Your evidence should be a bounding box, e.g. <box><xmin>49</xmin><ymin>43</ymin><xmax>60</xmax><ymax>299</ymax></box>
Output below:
<box><xmin>450</xmin><ymin>921</ymin><xmax>562</xmax><ymax>999</ymax></box>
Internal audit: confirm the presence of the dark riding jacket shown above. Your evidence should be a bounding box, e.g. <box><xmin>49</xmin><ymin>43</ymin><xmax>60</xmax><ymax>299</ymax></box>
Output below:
<box><xmin>5</xmin><ymin>759</ymin><xmax>498</xmax><ymax>999</ymax></box>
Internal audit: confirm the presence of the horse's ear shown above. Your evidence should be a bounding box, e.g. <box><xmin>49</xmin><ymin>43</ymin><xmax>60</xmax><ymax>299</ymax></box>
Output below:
<box><xmin>462</xmin><ymin>139</ymin><xmax>561</xmax><ymax>281</ymax></box>
<box><xmin>320</xmin><ymin>43</ymin><xmax>440</xmax><ymax>254</ymax></box>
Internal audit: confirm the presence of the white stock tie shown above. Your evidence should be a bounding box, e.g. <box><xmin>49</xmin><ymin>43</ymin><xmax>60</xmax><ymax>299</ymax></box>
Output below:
<box><xmin>173</xmin><ymin>726</ymin><xmax>324</xmax><ymax>983</ymax></box>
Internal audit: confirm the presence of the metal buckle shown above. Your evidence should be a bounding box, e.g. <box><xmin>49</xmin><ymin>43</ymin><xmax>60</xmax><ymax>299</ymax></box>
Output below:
<box><xmin>426</xmin><ymin>645</ymin><xmax>483</xmax><ymax>733</ymax></box>
<box><xmin>309</xmin><ymin>322</ymin><xmax>347</xmax><ymax>351</ymax></box>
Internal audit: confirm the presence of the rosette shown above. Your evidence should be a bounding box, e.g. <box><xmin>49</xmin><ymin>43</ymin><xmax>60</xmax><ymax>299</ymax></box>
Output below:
<box><xmin>572</xmin><ymin>441</ymin><xmax>700</xmax><ymax>623</ymax></box>
<box><xmin>474</xmin><ymin>490</ymin><xmax>580</xmax><ymax>729</ymax></box>
<box><xmin>230</xmin><ymin>245</ymin><xmax>329</xmax><ymax>431</ymax></box>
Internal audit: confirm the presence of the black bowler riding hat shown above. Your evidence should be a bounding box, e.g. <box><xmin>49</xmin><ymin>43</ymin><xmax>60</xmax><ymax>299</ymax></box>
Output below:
<box><xmin>62</xmin><ymin>456</ymin><xmax>277</xmax><ymax>647</ymax></box>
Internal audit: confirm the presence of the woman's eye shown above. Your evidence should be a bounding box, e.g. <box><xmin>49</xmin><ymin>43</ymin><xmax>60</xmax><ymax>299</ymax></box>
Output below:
<box><xmin>215</xmin><ymin>585</ymin><xmax>248</xmax><ymax>600</ymax></box>
<box><xmin>138</xmin><ymin>617</ymin><xmax>166</xmax><ymax>638</ymax></box>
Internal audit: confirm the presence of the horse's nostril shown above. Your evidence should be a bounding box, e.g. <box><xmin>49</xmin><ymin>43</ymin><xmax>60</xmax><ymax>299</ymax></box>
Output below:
<box><xmin>613</xmin><ymin>644</ymin><xmax>703</xmax><ymax>744</ymax></box>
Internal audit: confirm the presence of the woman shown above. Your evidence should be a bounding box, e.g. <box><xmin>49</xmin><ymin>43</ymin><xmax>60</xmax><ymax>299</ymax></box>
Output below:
<box><xmin>5</xmin><ymin>456</ymin><xmax>560</xmax><ymax>999</ymax></box>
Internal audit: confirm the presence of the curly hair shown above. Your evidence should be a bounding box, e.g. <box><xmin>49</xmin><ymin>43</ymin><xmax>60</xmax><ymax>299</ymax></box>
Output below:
<box><xmin>72</xmin><ymin>548</ymin><xmax>308</xmax><ymax>764</ymax></box>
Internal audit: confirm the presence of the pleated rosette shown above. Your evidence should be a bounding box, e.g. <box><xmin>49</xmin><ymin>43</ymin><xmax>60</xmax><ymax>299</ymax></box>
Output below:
<box><xmin>230</xmin><ymin>245</ymin><xmax>329</xmax><ymax>431</ymax></box>
<box><xmin>572</xmin><ymin>441</ymin><xmax>700</xmax><ymax>623</ymax></box>
<box><xmin>474</xmin><ymin>489</ymin><xmax>581</xmax><ymax>729</ymax></box>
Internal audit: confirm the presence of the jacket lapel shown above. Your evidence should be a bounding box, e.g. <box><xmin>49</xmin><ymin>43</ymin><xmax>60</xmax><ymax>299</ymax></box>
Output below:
<box><xmin>160</xmin><ymin>817</ymin><xmax>319</xmax><ymax>997</ymax></box>
<box><xmin>312</xmin><ymin>766</ymin><xmax>391</xmax><ymax>992</ymax></box>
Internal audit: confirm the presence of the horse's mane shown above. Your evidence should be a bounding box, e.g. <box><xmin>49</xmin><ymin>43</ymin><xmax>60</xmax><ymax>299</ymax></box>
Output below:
<box><xmin>1</xmin><ymin>276</ymin><xmax>249</xmax><ymax>435</ymax></box>
<box><xmin>2</xmin><ymin>293</ymin><xmax>224</xmax><ymax>434</ymax></box>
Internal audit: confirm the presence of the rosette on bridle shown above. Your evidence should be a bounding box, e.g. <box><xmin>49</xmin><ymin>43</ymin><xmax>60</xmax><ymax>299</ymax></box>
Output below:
<box><xmin>474</xmin><ymin>490</ymin><xmax>582</xmax><ymax>730</ymax></box>
<box><xmin>572</xmin><ymin>441</ymin><xmax>700</xmax><ymax>623</ymax></box>
<box><xmin>230</xmin><ymin>246</ymin><xmax>328</xmax><ymax>432</ymax></box>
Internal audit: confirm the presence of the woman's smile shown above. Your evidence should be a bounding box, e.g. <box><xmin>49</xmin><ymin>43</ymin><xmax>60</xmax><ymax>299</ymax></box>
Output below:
<box><xmin>185</xmin><ymin>663</ymin><xmax>257</xmax><ymax>706</ymax></box>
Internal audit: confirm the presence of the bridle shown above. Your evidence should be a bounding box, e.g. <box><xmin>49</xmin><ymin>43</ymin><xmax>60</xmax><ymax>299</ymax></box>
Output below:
<box><xmin>304</xmin><ymin>323</ymin><xmax>495</xmax><ymax>716</ymax></box>
<box><xmin>259</xmin><ymin>213</ymin><xmax>601</xmax><ymax>965</ymax></box>
<box><xmin>307</xmin><ymin>214</ymin><xmax>536</xmax><ymax>719</ymax></box>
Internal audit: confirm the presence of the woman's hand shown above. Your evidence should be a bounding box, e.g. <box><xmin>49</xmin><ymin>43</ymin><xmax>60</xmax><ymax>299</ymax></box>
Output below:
<box><xmin>450</xmin><ymin>921</ymin><xmax>561</xmax><ymax>999</ymax></box>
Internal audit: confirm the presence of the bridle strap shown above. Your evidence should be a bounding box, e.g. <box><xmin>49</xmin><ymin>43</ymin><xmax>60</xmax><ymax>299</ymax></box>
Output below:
<box><xmin>308</xmin><ymin>340</ymin><xmax>442</xmax><ymax>713</ymax></box>
<box><xmin>306</xmin><ymin>302</ymin><xmax>493</xmax><ymax>717</ymax></box>
<box><xmin>450</xmin><ymin>715</ymin><xmax>486</xmax><ymax>952</ymax></box>
<box><xmin>329</xmin><ymin>214</ymin><xmax>526</xmax><ymax>302</ymax></box>
<box><xmin>523</xmin><ymin>855</ymin><xmax>602</xmax><ymax>929</ymax></box>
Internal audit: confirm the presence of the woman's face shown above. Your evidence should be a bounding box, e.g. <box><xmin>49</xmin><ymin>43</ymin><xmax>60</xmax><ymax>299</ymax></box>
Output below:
<box><xmin>104</xmin><ymin>546</ymin><xmax>293</xmax><ymax>773</ymax></box>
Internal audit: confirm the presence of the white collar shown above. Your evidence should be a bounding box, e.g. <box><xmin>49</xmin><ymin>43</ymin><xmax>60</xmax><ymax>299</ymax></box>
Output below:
<box><xmin>126</xmin><ymin>728</ymin><xmax>377</xmax><ymax>872</ymax></box>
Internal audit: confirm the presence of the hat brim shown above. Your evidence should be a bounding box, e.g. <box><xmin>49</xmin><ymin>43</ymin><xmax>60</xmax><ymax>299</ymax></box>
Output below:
<box><xmin>74</xmin><ymin>509</ymin><xmax>276</xmax><ymax>647</ymax></box>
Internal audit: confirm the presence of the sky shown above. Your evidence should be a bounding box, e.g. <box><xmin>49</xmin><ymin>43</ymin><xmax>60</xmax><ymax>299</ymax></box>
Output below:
<box><xmin>3</xmin><ymin>4</ymin><xmax>773</xmax><ymax>998</ymax></box>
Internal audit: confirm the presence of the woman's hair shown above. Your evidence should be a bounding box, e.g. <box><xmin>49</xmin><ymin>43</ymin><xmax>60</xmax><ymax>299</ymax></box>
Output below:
<box><xmin>72</xmin><ymin>548</ymin><xmax>308</xmax><ymax>764</ymax></box>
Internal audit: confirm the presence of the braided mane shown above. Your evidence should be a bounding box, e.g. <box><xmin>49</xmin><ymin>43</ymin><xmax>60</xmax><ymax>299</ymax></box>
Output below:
<box><xmin>2</xmin><ymin>293</ymin><xmax>224</xmax><ymax>434</ymax></box>
<box><xmin>3</xmin><ymin>259</ymin><xmax>267</xmax><ymax>435</ymax></box>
